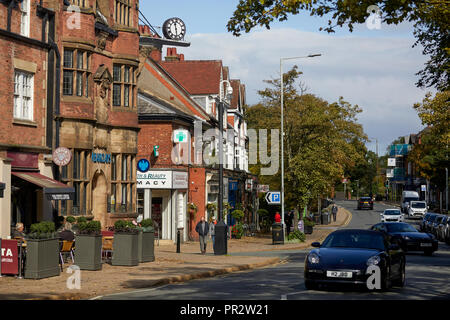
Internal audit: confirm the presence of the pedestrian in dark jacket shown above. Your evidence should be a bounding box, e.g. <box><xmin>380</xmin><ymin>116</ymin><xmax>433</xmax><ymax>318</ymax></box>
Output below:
<box><xmin>58</xmin><ymin>222</ymin><xmax>75</xmax><ymax>241</ymax></box>
<box><xmin>332</xmin><ymin>204</ymin><xmax>338</xmax><ymax>222</ymax></box>
<box><xmin>195</xmin><ymin>216</ymin><xmax>209</xmax><ymax>254</ymax></box>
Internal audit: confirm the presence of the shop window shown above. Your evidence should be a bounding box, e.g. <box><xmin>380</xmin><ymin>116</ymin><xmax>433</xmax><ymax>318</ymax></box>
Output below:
<box><xmin>111</xmin><ymin>154</ymin><xmax>117</xmax><ymax>181</ymax></box>
<box><xmin>73</xmin><ymin>150</ymin><xmax>81</xmax><ymax>179</ymax></box>
<box><xmin>121</xmin><ymin>184</ymin><xmax>127</xmax><ymax>212</ymax></box>
<box><xmin>72</xmin><ymin>182</ymin><xmax>80</xmax><ymax>215</ymax></box>
<box><xmin>111</xmin><ymin>183</ymin><xmax>116</xmax><ymax>213</ymax></box>
<box><xmin>63</xmin><ymin>49</ymin><xmax>91</xmax><ymax>97</ymax></box>
<box><xmin>122</xmin><ymin>155</ymin><xmax>128</xmax><ymax>181</ymax></box>
<box><xmin>112</xmin><ymin>64</ymin><xmax>136</xmax><ymax>108</ymax></box>
<box><xmin>137</xmin><ymin>190</ymin><xmax>144</xmax><ymax>215</ymax></box>
<box><xmin>13</xmin><ymin>70</ymin><xmax>34</xmax><ymax>121</ymax></box>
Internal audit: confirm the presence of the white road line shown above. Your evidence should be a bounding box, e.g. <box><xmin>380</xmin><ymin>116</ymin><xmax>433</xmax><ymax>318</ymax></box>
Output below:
<box><xmin>89</xmin><ymin>284</ymin><xmax>171</xmax><ymax>300</ymax></box>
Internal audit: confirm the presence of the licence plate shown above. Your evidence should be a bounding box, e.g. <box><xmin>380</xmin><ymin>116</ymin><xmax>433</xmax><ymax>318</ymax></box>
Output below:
<box><xmin>326</xmin><ymin>271</ymin><xmax>352</xmax><ymax>278</ymax></box>
<box><xmin>364</xmin><ymin>202</ymin><xmax>368</xmax><ymax>204</ymax></box>
<box><xmin>420</xmin><ymin>243</ymin><xmax>432</xmax><ymax>247</ymax></box>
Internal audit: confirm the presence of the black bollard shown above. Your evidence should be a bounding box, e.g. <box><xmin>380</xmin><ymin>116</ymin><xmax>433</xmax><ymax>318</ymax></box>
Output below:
<box><xmin>214</xmin><ymin>221</ymin><xmax>228</xmax><ymax>255</ymax></box>
<box><xmin>176</xmin><ymin>229</ymin><xmax>181</xmax><ymax>253</ymax></box>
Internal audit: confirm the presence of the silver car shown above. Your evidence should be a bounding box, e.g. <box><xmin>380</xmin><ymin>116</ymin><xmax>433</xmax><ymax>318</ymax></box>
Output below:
<box><xmin>431</xmin><ymin>215</ymin><xmax>445</xmax><ymax>237</ymax></box>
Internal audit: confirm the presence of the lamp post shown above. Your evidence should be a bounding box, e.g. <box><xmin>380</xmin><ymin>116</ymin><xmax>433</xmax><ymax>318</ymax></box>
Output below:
<box><xmin>280</xmin><ymin>54</ymin><xmax>321</xmax><ymax>240</ymax></box>
<box><xmin>214</xmin><ymin>80</ymin><xmax>233</xmax><ymax>255</ymax></box>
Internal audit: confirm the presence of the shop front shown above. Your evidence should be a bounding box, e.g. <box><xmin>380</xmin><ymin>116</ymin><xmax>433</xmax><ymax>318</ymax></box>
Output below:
<box><xmin>137</xmin><ymin>169</ymin><xmax>188</xmax><ymax>242</ymax></box>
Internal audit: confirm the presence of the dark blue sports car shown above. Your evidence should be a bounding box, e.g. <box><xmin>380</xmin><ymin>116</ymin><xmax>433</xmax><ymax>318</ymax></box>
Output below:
<box><xmin>370</xmin><ymin>222</ymin><xmax>438</xmax><ymax>256</ymax></box>
<box><xmin>304</xmin><ymin>229</ymin><xmax>405</xmax><ymax>290</ymax></box>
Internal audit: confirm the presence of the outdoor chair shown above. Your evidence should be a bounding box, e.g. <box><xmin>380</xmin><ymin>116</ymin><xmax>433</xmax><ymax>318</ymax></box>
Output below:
<box><xmin>102</xmin><ymin>236</ymin><xmax>114</xmax><ymax>260</ymax></box>
<box><xmin>59</xmin><ymin>240</ymin><xmax>75</xmax><ymax>271</ymax></box>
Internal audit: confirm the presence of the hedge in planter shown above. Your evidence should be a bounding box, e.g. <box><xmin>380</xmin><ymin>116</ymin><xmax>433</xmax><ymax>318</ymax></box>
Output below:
<box><xmin>74</xmin><ymin>220</ymin><xmax>102</xmax><ymax>271</ymax></box>
<box><xmin>112</xmin><ymin>220</ymin><xmax>139</xmax><ymax>266</ymax></box>
<box><xmin>25</xmin><ymin>221</ymin><xmax>60</xmax><ymax>279</ymax></box>
<box><xmin>303</xmin><ymin>217</ymin><xmax>315</xmax><ymax>234</ymax></box>
<box><xmin>137</xmin><ymin>219</ymin><xmax>155</xmax><ymax>263</ymax></box>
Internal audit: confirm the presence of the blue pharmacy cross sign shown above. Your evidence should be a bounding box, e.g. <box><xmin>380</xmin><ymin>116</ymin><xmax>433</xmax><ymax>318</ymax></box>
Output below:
<box><xmin>265</xmin><ymin>191</ymin><xmax>281</xmax><ymax>205</ymax></box>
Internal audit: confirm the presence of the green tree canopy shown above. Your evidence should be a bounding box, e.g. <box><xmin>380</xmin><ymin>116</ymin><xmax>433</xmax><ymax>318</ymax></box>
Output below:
<box><xmin>227</xmin><ymin>0</ymin><xmax>450</xmax><ymax>91</ymax></box>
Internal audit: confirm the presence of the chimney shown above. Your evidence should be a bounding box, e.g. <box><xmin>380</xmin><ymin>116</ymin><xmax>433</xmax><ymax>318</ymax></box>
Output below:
<box><xmin>165</xmin><ymin>47</ymin><xmax>184</xmax><ymax>62</ymax></box>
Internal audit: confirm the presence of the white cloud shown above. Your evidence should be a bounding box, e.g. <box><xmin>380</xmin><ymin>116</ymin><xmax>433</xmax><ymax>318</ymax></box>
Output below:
<box><xmin>179</xmin><ymin>27</ymin><xmax>430</xmax><ymax>153</ymax></box>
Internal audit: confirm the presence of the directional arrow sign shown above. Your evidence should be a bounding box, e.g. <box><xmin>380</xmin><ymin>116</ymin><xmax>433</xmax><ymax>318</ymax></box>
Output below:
<box><xmin>265</xmin><ymin>191</ymin><xmax>281</xmax><ymax>205</ymax></box>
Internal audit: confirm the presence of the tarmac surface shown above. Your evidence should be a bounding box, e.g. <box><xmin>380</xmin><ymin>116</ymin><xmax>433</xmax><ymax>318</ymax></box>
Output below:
<box><xmin>0</xmin><ymin>207</ymin><xmax>350</xmax><ymax>300</ymax></box>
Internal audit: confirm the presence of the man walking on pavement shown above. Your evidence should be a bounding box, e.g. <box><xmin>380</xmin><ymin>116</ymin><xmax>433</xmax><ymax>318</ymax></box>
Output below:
<box><xmin>195</xmin><ymin>216</ymin><xmax>209</xmax><ymax>254</ymax></box>
<box><xmin>332</xmin><ymin>203</ymin><xmax>338</xmax><ymax>222</ymax></box>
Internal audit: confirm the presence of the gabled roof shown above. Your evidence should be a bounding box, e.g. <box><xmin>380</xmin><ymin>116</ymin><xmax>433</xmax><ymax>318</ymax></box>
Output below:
<box><xmin>159</xmin><ymin>60</ymin><xmax>223</xmax><ymax>95</ymax></box>
<box><xmin>138</xmin><ymin>58</ymin><xmax>210</xmax><ymax>121</ymax></box>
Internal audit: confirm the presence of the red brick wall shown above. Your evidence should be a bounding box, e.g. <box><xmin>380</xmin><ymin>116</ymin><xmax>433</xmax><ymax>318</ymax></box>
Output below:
<box><xmin>0</xmin><ymin>23</ymin><xmax>48</xmax><ymax>147</ymax></box>
<box><xmin>188</xmin><ymin>167</ymin><xmax>206</xmax><ymax>240</ymax></box>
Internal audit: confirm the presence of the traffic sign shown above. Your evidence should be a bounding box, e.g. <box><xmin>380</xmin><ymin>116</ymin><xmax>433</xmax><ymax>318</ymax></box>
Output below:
<box><xmin>265</xmin><ymin>191</ymin><xmax>281</xmax><ymax>204</ymax></box>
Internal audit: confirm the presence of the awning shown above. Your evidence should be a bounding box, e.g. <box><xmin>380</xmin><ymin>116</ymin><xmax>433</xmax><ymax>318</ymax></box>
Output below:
<box><xmin>12</xmin><ymin>172</ymin><xmax>74</xmax><ymax>200</ymax></box>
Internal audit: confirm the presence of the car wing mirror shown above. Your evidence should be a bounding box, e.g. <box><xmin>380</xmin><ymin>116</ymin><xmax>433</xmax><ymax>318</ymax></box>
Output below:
<box><xmin>311</xmin><ymin>242</ymin><xmax>321</xmax><ymax>248</ymax></box>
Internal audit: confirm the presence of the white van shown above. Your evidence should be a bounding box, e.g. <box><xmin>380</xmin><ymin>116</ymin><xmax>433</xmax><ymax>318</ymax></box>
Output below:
<box><xmin>401</xmin><ymin>191</ymin><xmax>420</xmax><ymax>213</ymax></box>
<box><xmin>407</xmin><ymin>201</ymin><xmax>427</xmax><ymax>217</ymax></box>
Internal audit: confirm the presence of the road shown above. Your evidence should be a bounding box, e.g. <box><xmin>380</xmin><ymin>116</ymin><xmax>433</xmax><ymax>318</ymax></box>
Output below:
<box><xmin>98</xmin><ymin>200</ymin><xmax>450</xmax><ymax>300</ymax></box>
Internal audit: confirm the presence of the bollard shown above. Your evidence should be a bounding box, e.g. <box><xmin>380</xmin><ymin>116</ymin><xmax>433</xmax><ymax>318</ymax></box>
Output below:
<box><xmin>176</xmin><ymin>229</ymin><xmax>181</xmax><ymax>253</ymax></box>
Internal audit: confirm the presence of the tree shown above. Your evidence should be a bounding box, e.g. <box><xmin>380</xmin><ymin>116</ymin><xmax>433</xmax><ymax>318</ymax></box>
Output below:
<box><xmin>227</xmin><ymin>0</ymin><xmax>450</xmax><ymax>91</ymax></box>
<box><xmin>246</xmin><ymin>65</ymin><xmax>367</xmax><ymax>211</ymax></box>
<box><xmin>409</xmin><ymin>91</ymin><xmax>450</xmax><ymax>190</ymax></box>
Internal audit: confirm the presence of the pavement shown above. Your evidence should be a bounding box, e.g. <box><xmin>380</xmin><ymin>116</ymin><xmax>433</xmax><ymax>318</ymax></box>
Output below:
<box><xmin>0</xmin><ymin>207</ymin><xmax>351</xmax><ymax>300</ymax></box>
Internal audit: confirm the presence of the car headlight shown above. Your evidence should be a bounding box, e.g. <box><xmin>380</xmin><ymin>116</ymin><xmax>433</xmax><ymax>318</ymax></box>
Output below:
<box><xmin>367</xmin><ymin>255</ymin><xmax>381</xmax><ymax>266</ymax></box>
<box><xmin>308</xmin><ymin>253</ymin><xmax>320</xmax><ymax>264</ymax></box>
<box><xmin>403</xmin><ymin>236</ymin><xmax>410</xmax><ymax>240</ymax></box>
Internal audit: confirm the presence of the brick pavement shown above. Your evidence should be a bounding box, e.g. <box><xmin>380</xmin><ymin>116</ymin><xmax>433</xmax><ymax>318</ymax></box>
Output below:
<box><xmin>0</xmin><ymin>207</ymin><xmax>351</xmax><ymax>300</ymax></box>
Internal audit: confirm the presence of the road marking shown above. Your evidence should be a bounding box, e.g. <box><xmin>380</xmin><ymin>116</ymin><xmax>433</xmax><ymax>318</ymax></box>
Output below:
<box><xmin>90</xmin><ymin>284</ymin><xmax>171</xmax><ymax>300</ymax></box>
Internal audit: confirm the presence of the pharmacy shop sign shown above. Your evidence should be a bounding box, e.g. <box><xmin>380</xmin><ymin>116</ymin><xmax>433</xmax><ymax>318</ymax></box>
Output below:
<box><xmin>137</xmin><ymin>171</ymin><xmax>172</xmax><ymax>189</ymax></box>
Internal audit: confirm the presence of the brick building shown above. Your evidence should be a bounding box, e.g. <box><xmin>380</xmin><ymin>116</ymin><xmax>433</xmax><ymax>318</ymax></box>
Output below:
<box><xmin>0</xmin><ymin>0</ymin><xmax>74</xmax><ymax>238</ymax></box>
<box><xmin>54</xmin><ymin>0</ymin><xmax>141</xmax><ymax>228</ymax></box>
<box><xmin>0</xmin><ymin>0</ymin><xmax>143</xmax><ymax>237</ymax></box>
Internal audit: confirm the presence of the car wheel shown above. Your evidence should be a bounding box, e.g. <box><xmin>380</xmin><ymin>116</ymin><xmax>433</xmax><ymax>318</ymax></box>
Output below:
<box><xmin>304</xmin><ymin>280</ymin><xmax>317</xmax><ymax>290</ymax></box>
<box><xmin>392</xmin><ymin>260</ymin><xmax>406</xmax><ymax>287</ymax></box>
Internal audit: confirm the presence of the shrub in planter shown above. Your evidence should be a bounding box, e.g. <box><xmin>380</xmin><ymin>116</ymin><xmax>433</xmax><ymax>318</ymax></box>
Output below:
<box><xmin>137</xmin><ymin>218</ymin><xmax>155</xmax><ymax>263</ymax></box>
<box><xmin>231</xmin><ymin>209</ymin><xmax>244</xmax><ymax>222</ymax></box>
<box><xmin>65</xmin><ymin>216</ymin><xmax>76</xmax><ymax>224</ymax></box>
<box><xmin>112</xmin><ymin>220</ymin><xmax>139</xmax><ymax>266</ymax></box>
<box><xmin>25</xmin><ymin>221</ymin><xmax>60</xmax><ymax>279</ymax></box>
<box><xmin>74</xmin><ymin>220</ymin><xmax>103</xmax><ymax>270</ymax></box>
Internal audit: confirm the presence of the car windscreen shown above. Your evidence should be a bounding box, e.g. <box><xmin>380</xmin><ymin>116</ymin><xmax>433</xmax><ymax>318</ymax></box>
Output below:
<box><xmin>321</xmin><ymin>232</ymin><xmax>385</xmax><ymax>250</ymax></box>
<box><xmin>411</xmin><ymin>202</ymin><xmax>426</xmax><ymax>208</ymax></box>
<box><xmin>428</xmin><ymin>215</ymin><xmax>437</xmax><ymax>222</ymax></box>
<box><xmin>360</xmin><ymin>198</ymin><xmax>371</xmax><ymax>201</ymax></box>
<box><xmin>384</xmin><ymin>210</ymin><xmax>401</xmax><ymax>215</ymax></box>
<box><xmin>386</xmin><ymin>223</ymin><xmax>417</xmax><ymax>233</ymax></box>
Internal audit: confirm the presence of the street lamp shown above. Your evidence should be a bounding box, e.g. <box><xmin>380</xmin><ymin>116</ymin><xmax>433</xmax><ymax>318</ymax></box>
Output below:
<box><xmin>280</xmin><ymin>54</ymin><xmax>321</xmax><ymax>240</ymax></box>
<box><xmin>214</xmin><ymin>80</ymin><xmax>233</xmax><ymax>255</ymax></box>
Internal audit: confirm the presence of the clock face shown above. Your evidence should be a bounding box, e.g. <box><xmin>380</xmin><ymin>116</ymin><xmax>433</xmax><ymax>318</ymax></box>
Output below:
<box><xmin>162</xmin><ymin>18</ymin><xmax>186</xmax><ymax>41</ymax></box>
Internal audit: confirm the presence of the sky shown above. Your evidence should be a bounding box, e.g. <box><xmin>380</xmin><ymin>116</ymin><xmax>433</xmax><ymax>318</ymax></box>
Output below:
<box><xmin>139</xmin><ymin>1</ymin><xmax>433</xmax><ymax>155</ymax></box>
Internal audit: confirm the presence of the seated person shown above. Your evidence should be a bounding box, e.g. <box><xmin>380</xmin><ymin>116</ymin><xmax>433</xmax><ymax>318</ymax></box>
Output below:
<box><xmin>12</xmin><ymin>222</ymin><xmax>26</xmax><ymax>239</ymax></box>
<box><xmin>58</xmin><ymin>222</ymin><xmax>75</xmax><ymax>241</ymax></box>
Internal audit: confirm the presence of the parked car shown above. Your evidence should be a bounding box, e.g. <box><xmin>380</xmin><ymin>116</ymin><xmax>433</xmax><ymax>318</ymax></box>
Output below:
<box><xmin>419</xmin><ymin>213</ymin><xmax>434</xmax><ymax>232</ymax></box>
<box><xmin>407</xmin><ymin>201</ymin><xmax>428</xmax><ymax>218</ymax></box>
<box><xmin>304</xmin><ymin>229</ymin><xmax>405</xmax><ymax>290</ymax></box>
<box><xmin>381</xmin><ymin>209</ymin><xmax>404</xmax><ymax>223</ymax></box>
<box><xmin>437</xmin><ymin>216</ymin><xmax>450</xmax><ymax>242</ymax></box>
<box><xmin>357</xmin><ymin>197</ymin><xmax>374</xmax><ymax>210</ymax></box>
<box><xmin>423</xmin><ymin>213</ymin><xmax>439</xmax><ymax>233</ymax></box>
<box><xmin>431</xmin><ymin>215</ymin><xmax>445</xmax><ymax>238</ymax></box>
<box><xmin>370</xmin><ymin>222</ymin><xmax>438</xmax><ymax>256</ymax></box>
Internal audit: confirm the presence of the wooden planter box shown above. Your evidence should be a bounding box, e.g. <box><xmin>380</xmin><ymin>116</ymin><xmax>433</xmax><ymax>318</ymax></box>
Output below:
<box><xmin>112</xmin><ymin>233</ymin><xmax>139</xmax><ymax>266</ymax></box>
<box><xmin>138</xmin><ymin>230</ymin><xmax>155</xmax><ymax>263</ymax></box>
<box><xmin>25</xmin><ymin>238</ymin><xmax>60</xmax><ymax>279</ymax></box>
<box><xmin>74</xmin><ymin>234</ymin><xmax>102</xmax><ymax>271</ymax></box>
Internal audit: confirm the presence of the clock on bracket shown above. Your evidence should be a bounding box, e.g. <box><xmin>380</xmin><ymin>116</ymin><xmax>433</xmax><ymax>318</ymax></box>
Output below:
<box><xmin>162</xmin><ymin>17</ymin><xmax>186</xmax><ymax>41</ymax></box>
